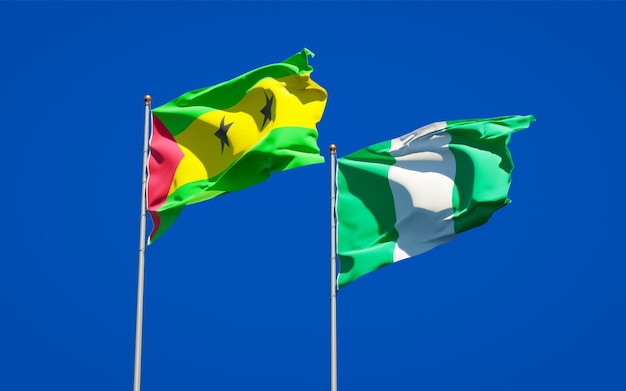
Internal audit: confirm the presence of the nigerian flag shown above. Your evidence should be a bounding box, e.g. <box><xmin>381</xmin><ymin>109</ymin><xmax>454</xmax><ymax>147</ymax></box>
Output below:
<box><xmin>147</xmin><ymin>49</ymin><xmax>327</xmax><ymax>244</ymax></box>
<box><xmin>336</xmin><ymin>115</ymin><xmax>535</xmax><ymax>288</ymax></box>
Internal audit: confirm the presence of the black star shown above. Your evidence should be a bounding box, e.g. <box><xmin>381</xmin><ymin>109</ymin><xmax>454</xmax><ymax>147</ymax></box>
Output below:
<box><xmin>259</xmin><ymin>91</ymin><xmax>273</xmax><ymax>129</ymax></box>
<box><xmin>214</xmin><ymin>116</ymin><xmax>233</xmax><ymax>153</ymax></box>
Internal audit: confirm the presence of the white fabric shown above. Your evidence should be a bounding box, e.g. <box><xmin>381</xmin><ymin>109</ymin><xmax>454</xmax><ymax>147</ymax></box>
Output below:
<box><xmin>388</xmin><ymin>122</ymin><xmax>457</xmax><ymax>262</ymax></box>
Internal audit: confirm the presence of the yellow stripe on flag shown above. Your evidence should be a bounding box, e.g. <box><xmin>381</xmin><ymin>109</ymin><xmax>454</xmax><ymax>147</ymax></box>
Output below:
<box><xmin>169</xmin><ymin>74</ymin><xmax>326</xmax><ymax>197</ymax></box>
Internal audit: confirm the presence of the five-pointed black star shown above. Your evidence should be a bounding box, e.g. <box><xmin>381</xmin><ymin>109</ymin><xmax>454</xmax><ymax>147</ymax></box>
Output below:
<box><xmin>214</xmin><ymin>117</ymin><xmax>233</xmax><ymax>153</ymax></box>
<box><xmin>259</xmin><ymin>91</ymin><xmax>274</xmax><ymax>129</ymax></box>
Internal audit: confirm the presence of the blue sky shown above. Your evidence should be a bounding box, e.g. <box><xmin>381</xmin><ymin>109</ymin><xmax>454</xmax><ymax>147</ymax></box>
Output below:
<box><xmin>1</xmin><ymin>2</ymin><xmax>625</xmax><ymax>390</ymax></box>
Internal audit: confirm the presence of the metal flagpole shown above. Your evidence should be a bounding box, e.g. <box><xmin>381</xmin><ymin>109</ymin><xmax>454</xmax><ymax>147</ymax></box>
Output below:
<box><xmin>330</xmin><ymin>144</ymin><xmax>338</xmax><ymax>391</ymax></box>
<box><xmin>133</xmin><ymin>94</ymin><xmax>151</xmax><ymax>391</ymax></box>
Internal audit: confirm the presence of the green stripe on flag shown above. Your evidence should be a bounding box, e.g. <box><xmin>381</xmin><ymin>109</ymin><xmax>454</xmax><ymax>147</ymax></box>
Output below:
<box><xmin>158</xmin><ymin>126</ymin><xmax>324</xmax><ymax>213</ymax></box>
<box><xmin>447</xmin><ymin>115</ymin><xmax>534</xmax><ymax>233</ymax></box>
<box><xmin>148</xmin><ymin>206</ymin><xmax>184</xmax><ymax>245</ymax></box>
<box><xmin>336</xmin><ymin>140</ymin><xmax>398</xmax><ymax>287</ymax></box>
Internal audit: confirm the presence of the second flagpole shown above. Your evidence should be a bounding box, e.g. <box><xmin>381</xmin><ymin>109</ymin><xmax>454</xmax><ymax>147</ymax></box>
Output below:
<box><xmin>330</xmin><ymin>144</ymin><xmax>338</xmax><ymax>391</ymax></box>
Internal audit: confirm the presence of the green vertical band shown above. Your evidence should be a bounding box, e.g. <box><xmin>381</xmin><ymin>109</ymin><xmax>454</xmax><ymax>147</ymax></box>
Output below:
<box><xmin>336</xmin><ymin>140</ymin><xmax>398</xmax><ymax>289</ymax></box>
<box><xmin>447</xmin><ymin>115</ymin><xmax>534</xmax><ymax>233</ymax></box>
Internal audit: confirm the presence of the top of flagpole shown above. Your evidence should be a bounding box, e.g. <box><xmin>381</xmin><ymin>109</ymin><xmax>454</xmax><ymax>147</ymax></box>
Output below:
<box><xmin>144</xmin><ymin>95</ymin><xmax>151</xmax><ymax>105</ymax></box>
<box><xmin>329</xmin><ymin>144</ymin><xmax>336</xmax><ymax>154</ymax></box>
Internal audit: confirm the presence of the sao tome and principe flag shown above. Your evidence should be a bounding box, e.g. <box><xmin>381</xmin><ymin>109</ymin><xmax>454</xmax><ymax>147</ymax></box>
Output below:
<box><xmin>147</xmin><ymin>49</ymin><xmax>327</xmax><ymax>244</ymax></box>
<box><xmin>336</xmin><ymin>115</ymin><xmax>535</xmax><ymax>288</ymax></box>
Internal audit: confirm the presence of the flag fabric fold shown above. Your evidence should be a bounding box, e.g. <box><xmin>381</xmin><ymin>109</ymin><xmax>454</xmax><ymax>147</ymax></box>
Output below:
<box><xmin>147</xmin><ymin>49</ymin><xmax>327</xmax><ymax>244</ymax></box>
<box><xmin>336</xmin><ymin>115</ymin><xmax>535</xmax><ymax>288</ymax></box>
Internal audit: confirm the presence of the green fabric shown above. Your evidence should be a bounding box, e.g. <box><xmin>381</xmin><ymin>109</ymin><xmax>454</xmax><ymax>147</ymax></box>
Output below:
<box><xmin>447</xmin><ymin>115</ymin><xmax>534</xmax><ymax>233</ymax></box>
<box><xmin>336</xmin><ymin>140</ymin><xmax>397</xmax><ymax>288</ymax></box>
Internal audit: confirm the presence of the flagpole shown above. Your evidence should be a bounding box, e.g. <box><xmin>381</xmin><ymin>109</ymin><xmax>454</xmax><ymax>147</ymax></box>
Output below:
<box><xmin>133</xmin><ymin>94</ymin><xmax>151</xmax><ymax>391</ymax></box>
<box><xmin>330</xmin><ymin>144</ymin><xmax>338</xmax><ymax>391</ymax></box>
